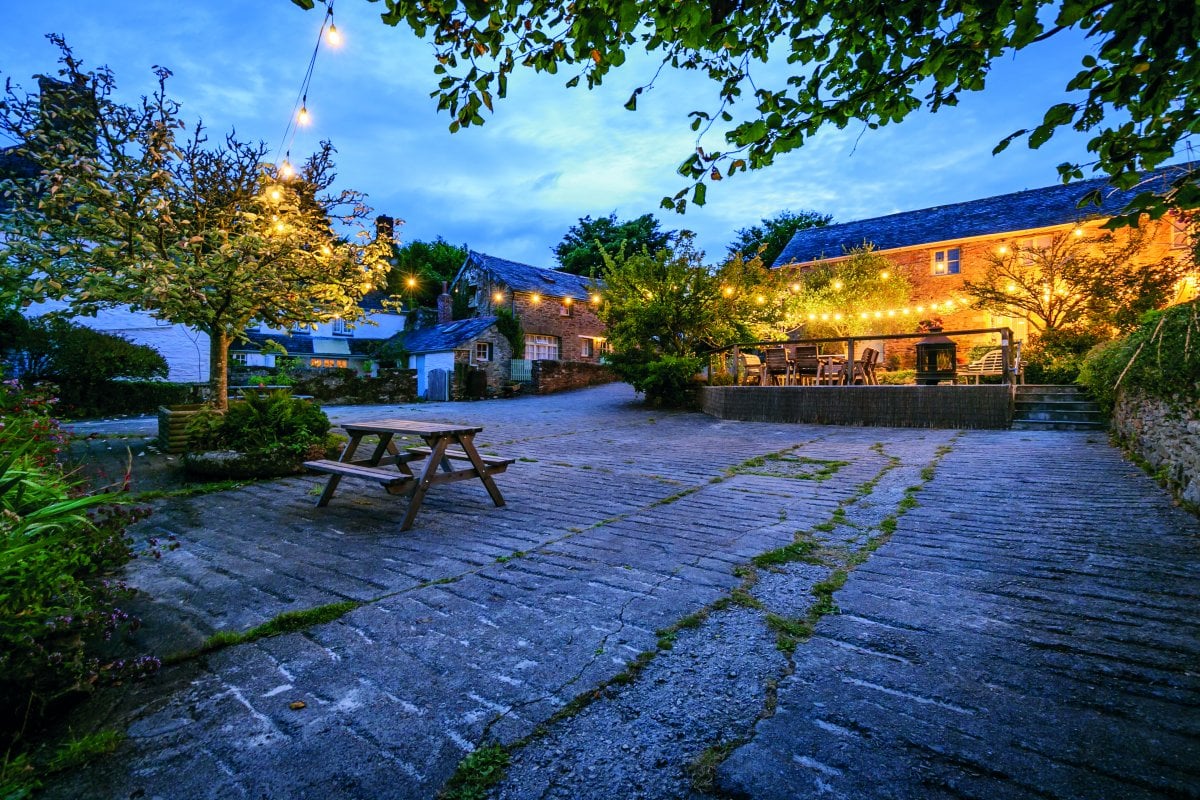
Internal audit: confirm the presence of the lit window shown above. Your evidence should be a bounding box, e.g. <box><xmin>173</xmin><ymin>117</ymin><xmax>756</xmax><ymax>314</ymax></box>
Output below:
<box><xmin>931</xmin><ymin>247</ymin><xmax>960</xmax><ymax>276</ymax></box>
<box><xmin>525</xmin><ymin>334</ymin><xmax>560</xmax><ymax>361</ymax></box>
<box><xmin>474</xmin><ymin>342</ymin><xmax>492</xmax><ymax>363</ymax></box>
<box><xmin>1018</xmin><ymin>235</ymin><xmax>1054</xmax><ymax>266</ymax></box>
<box><xmin>580</xmin><ymin>337</ymin><xmax>594</xmax><ymax>358</ymax></box>
<box><xmin>332</xmin><ymin>318</ymin><xmax>350</xmax><ymax>336</ymax></box>
<box><xmin>560</xmin><ymin>302</ymin><xmax>573</xmax><ymax>317</ymax></box>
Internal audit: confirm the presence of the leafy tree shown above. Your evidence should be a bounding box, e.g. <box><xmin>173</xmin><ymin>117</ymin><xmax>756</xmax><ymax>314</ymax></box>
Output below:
<box><xmin>597</xmin><ymin>234</ymin><xmax>769</xmax><ymax>404</ymax></box>
<box><xmin>727</xmin><ymin>209</ymin><xmax>832</xmax><ymax>267</ymax></box>
<box><xmin>553</xmin><ymin>213</ymin><xmax>674</xmax><ymax>275</ymax></box>
<box><xmin>962</xmin><ymin>229</ymin><xmax>1189</xmax><ymax>334</ymax></box>
<box><xmin>326</xmin><ymin>0</ymin><xmax>1200</xmax><ymax>218</ymax></box>
<box><xmin>782</xmin><ymin>247</ymin><xmax>914</xmax><ymax>339</ymax></box>
<box><xmin>385</xmin><ymin>237</ymin><xmax>468</xmax><ymax>309</ymax></box>
<box><xmin>0</xmin><ymin>39</ymin><xmax>390</xmax><ymax>408</ymax></box>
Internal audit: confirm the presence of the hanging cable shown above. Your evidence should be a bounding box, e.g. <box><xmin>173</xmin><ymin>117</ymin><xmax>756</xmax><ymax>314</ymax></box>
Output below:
<box><xmin>274</xmin><ymin>0</ymin><xmax>335</xmax><ymax>175</ymax></box>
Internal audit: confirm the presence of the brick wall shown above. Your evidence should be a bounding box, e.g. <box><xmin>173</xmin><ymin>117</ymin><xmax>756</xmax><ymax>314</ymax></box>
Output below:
<box><xmin>784</xmin><ymin>218</ymin><xmax>1184</xmax><ymax>370</ymax></box>
<box><xmin>702</xmin><ymin>385</ymin><xmax>1012</xmax><ymax>429</ymax></box>
<box><xmin>531</xmin><ymin>360</ymin><xmax>617</xmax><ymax>394</ymax></box>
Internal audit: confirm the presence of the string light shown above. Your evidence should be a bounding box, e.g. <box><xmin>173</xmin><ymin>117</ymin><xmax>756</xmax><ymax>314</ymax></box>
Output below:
<box><xmin>590</xmin><ymin>293</ymin><xmax>601</xmax><ymax>304</ymax></box>
<box><xmin>274</xmin><ymin>0</ymin><xmax>339</xmax><ymax>173</ymax></box>
<box><xmin>493</xmin><ymin>291</ymin><xmax>504</xmax><ymax>303</ymax></box>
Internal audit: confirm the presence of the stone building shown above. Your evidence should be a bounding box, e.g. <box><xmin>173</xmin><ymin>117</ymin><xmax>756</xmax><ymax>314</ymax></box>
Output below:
<box><xmin>453</xmin><ymin>251</ymin><xmax>608</xmax><ymax>366</ymax></box>
<box><xmin>773</xmin><ymin>168</ymin><xmax>1195</xmax><ymax>361</ymax></box>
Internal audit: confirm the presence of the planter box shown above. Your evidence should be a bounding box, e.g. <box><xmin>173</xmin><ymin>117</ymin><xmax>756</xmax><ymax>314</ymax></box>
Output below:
<box><xmin>157</xmin><ymin>403</ymin><xmax>210</xmax><ymax>454</ymax></box>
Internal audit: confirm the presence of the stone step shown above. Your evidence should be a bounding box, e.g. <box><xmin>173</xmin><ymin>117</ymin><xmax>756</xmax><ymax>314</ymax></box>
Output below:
<box><xmin>1014</xmin><ymin>400</ymin><xmax>1099</xmax><ymax>413</ymax></box>
<box><xmin>1013</xmin><ymin>408</ymin><xmax>1105</xmax><ymax>422</ymax></box>
<box><xmin>1011</xmin><ymin>419</ymin><xmax>1108</xmax><ymax>431</ymax></box>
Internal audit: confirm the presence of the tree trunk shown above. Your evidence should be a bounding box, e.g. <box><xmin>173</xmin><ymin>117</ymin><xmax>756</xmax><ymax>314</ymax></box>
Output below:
<box><xmin>209</xmin><ymin>328</ymin><xmax>230</xmax><ymax>411</ymax></box>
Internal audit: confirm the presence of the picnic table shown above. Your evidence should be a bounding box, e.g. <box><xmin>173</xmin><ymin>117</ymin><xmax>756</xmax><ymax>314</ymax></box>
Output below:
<box><xmin>304</xmin><ymin>419</ymin><xmax>514</xmax><ymax>531</ymax></box>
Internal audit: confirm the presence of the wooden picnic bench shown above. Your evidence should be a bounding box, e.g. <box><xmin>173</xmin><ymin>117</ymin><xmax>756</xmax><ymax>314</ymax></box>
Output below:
<box><xmin>305</xmin><ymin>419</ymin><xmax>514</xmax><ymax>530</ymax></box>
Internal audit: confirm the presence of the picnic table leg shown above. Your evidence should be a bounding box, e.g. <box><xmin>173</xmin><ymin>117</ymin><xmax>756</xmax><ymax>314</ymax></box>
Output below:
<box><xmin>399</xmin><ymin>435</ymin><xmax>452</xmax><ymax>531</ymax></box>
<box><xmin>316</xmin><ymin>431</ymin><xmax>365</xmax><ymax>507</ymax></box>
<box><xmin>457</xmin><ymin>434</ymin><xmax>506</xmax><ymax>507</ymax></box>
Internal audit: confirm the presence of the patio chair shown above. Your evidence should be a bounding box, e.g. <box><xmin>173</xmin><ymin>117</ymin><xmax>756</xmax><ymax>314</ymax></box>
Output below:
<box><xmin>790</xmin><ymin>345</ymin><xmax>820</xmax><ymax>385</ymax></box>
<box><xmin>763</xmin><ymin>346</ymin><xmax>791</xmax><ymax>386</ymax></box>
<box><xmin>739</xmin><ymin>353</ymin><xmax>763</xmax><ymax>385</ymax></box>
<box><xmin>836</xmin><ymin>346</ymin><xmax>878</xmax><ymax>385</ymax></box>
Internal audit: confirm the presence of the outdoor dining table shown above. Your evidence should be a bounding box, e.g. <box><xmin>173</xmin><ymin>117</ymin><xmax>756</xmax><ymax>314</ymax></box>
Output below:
<box><xmin>816</xmin><ymin>354</ymin><xmax>848</xmax><ymax>384</ymax></box>
<box><xmin>304</xmin><ymin>418</ymin><xmax>513</xmax><ymax>531</ymax></box>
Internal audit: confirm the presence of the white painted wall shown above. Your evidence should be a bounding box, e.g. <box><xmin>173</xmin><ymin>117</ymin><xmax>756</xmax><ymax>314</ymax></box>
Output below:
<box><xmin>22</xmin><ymin>300</ymin><xmax>210</xmax><ymax>383</ymax></box>
<box><xmin>410</xmin><ymin>351</ymin><xmax>455</xmax><ymax>397</ymax></box>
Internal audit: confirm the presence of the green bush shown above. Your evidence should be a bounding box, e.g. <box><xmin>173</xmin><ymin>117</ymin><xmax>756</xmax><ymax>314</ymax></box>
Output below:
<box><xmin>0</xmin><ymin>384</ymin><xmax>155</xmax><ymax>751</ymax></box>
<box><xmin>186</xmin><ymin>390</ymin><xmax>331</xmax><ymax>460</ymax></box>
<box><xmin>12</xmin><ymin>317</ymin><xmax>170</xmax><ymax>415</ymax></box>
<box><xmin>1021</xmin><ymin>326</ymin><xmax>1111</xmax><ymax>384</ymax></box>
<box><xmin>1078</xmin><ymin>300</ymin><xmax>1200</xmax><ymax>414</ymax></box>
<box><xmin>609</xmin><ymin>352</ymin><xmax>704</xmax><ymax>407</ymax></box>
<box><xmin>877</xmin><ymin>369</ymin><xmax>915</xmax><ymax>385</ymax></box>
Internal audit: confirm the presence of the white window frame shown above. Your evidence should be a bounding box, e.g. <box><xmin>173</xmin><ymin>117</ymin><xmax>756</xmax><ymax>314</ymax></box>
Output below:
<box><xmin>580</xmin><ymin>337</ymin><xmax>594</xmax><ymax>358</ymax></box>
<box><xmin>332</xmin><ymin>318</ymin><xmax>351</xmax><ymax>336</ymax></box>
<box><xmin>525</xmin><ymin>334</ymin><xmax>560</xmax><ymax>361</ymax></box>
<box><xmin>931</xmin><ymin>247</ymin><xmax>961</xmax><ymax>276</ymax></box>
<box><xmin>474</xmin><ymin>341</ymin><xmax>492</xmax><ymax>363</ymax></box>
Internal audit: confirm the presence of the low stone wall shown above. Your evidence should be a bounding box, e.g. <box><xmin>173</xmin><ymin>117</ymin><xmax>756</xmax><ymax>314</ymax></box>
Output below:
<box><xmin>1112</xmin><ymin>389</ymin><xmax>1200</xmax><ymax>506</ymax></box>
<box><xmin>532</xmin><ymin>360</ymin><xmax>618</xmax><ymax>394</ymax></box>
<box><xmin>702</xmin><ymin>385</ymin><xmax>1012</xmax><ymax>429</ymax></box>
<box><xmin>290</xmin><ymin>368</ymin><xmax>417</xmax><ymax>404</ymax></box>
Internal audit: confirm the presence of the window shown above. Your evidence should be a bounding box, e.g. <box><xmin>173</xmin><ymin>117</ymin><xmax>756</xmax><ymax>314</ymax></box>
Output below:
<box><xmin>931</xmin><ymin>247</ymin><xmax>960</xmax><ymax>275</ymax></box>
<box><xmin>1019</xmin><ymin>235</ymin><xmax>1054</xmax><ymax>266</ymax></box>
<box><xmin>309</xmin><ymin>357</ymin><xmax>348</xmax><ymax>368</ymax></box>
<box><xmin>332</xmin><ymin>318</ymin><xmax>350</xmax><ymax>336</ymax></box>
<box><xmin>580</xmin><ymin>337</ymin><xmax>594</xmax><ymax>358</ymax></box>
<box><xmin>474</xmin><ymin>341</ymin><xmax>492</xmax><ymax>363</ymax></box>
<box><xmin>525</xmin><ymin>334</ymin><xmax>560</xmax><ymax>361</ymax></box>
<box><xmin>231</xmin><ymin>352</ymin><xmax>248</xmax><ymax>365</ymax></box>
<box><xmin>560</xmin><ymin>301</ymin><xmax>574</xmax><ymax>317</ymax></box>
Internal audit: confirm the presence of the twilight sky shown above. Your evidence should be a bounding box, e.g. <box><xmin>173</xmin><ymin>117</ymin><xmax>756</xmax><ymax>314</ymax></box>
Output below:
<box><xmin>3</xmin><ymin>2</ymin><xmax>1107</xmax><ymax>268</ymax></box>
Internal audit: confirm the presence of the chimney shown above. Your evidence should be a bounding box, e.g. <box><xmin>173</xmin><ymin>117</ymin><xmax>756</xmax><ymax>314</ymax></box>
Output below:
<box><xmin>437</xmin><ymin>281</ymin><xmax>453</xmax><ymax>324</ymax></box>
<box><xmin>374</xmin><ymin>214</ymin><xmax>395</xmax><ymax>245</ymax></box>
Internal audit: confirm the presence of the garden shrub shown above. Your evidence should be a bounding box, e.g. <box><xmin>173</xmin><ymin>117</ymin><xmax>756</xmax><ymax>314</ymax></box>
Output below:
<box><xmin>0</xmin><ymin>381</ymin><xmax>154</xmax><ymax>753</ymax></box>
<box><xmin>186</xmin><ymin>390</ymin><xmax>332</xmax><ymax>461</ymax></box>
<box><xmin>1078</xmin><ymin>300</ymin><xmax>1200</xmax><ymax>414</ymax></box>
<box><xmin>608</xmin><ymin>352</ymin><xmax>704</xmax><ymax>407</ymax></box>
<box><xmin>12</xmin><ymin>317</ymin><xmax>169</xmax><ymax>416</ymax></box>
<box><xmin>1021</xmin><ymin>326</ymin><xmax>1110</xmax><ymax>384</ymax></box>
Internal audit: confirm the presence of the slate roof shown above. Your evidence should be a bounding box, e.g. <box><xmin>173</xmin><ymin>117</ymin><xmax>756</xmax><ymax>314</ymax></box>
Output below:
<box><xmin>461</xmin><ymin>251</ymin><xmax>597</xmax><ymax>301</ymax></box>
<box><xmin>773</xmin><ymin>168</ymin><xmax>1183</xmax><ymax>267</ymax></box>
<box><xmin>234</xmin><ymin>331</ymin><xmax>378</xmax><ymax>356</ymax></box>
<box><xmin>401</xmin><ymin>316</ymin><xmax>498</xmax><ymax>355</ymax></box>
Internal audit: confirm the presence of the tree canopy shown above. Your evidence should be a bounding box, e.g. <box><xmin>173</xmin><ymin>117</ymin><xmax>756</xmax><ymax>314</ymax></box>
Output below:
<box><xmin>385</xmin><ymin>236</ymin><xmax>469</xmax><ymax>309</ymax></box>
<box><xmin>553</xmin><ymin>212</ymin><xmax>673</xmax><ymax>275</ymax></box>
<box><xmin>317</xmin><ymin>0</ymin><xmax>1200</xmax><ymax>219</ymax></box>
<box><xmin>727</xmin><ymin>209</ymin><xmax>832</xmax><ymax>267</ymax></box>
<box><xmin>0</xmin><ymin>38</ymin><xmax>391</xmax><ymax>407</ymax></box>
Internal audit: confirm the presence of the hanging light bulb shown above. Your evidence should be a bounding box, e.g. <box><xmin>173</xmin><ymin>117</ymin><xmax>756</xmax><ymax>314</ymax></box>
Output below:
<box><xmin>279</xmin><ymin>160</ymin><xmax>295</xmax><ymax>179</ymax></box>
<box><xmin>591</xmin><ymin>293</ymin><xmax>601</xmax><ymax>304</ymax></box>
<box><xmin>833</xmin><ymin>280</ymin><xmax>844</xmax><ymax>290</ymax></box>
<box><xmin>269</xmin><ymin>187</ymin><xmax>282</xmax><ymax>202</ymax></box>
<box><xmin>326</xmin><ymin>23</ymin><xmax>342</xmax><ymax>46</ymax></box>
<box><xmin>298</xmin><ymin>105</ymin><xmax>311</xmax><ymax>126</ymax></box>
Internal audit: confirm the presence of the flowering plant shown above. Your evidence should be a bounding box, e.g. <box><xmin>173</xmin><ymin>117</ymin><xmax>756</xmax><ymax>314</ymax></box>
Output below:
<box><xmin>916</xmin><ymin>317</ymin><xmax>944</xmax><ymax>333</ymax></box>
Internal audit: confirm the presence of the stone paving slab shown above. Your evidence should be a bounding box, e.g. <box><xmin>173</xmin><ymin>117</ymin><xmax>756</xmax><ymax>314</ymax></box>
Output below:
<box><xmin>40</xmin><ymin>385</ymin><xmax>1200</xmax><ymax>800</ymax></box>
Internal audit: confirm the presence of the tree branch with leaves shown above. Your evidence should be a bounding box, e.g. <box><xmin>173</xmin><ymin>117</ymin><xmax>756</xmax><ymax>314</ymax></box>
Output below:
<box><xmin>0</xmin><ymin>38</ymin><xmax>391</xmax><ymax>407</ymax></box>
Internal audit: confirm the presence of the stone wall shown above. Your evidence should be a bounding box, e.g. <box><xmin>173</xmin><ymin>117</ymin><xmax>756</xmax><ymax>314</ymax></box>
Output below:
<box><xmin>532</xmin><ymin>360</ymin><xmax>618</xmax><ymax>394</ymax></box>
<box><xmin>290</xmin><ymin>368</ymin><xmax>416</xmax><ymax>404</ymax></box>
<box><xmin>1111</xmin><ymin>389</ymin><xmax>1200</xmax><ymax>506</ymax></box>
<box><xmin>702</xmin><ymin>385</ymin><xmax>1012</xmax><ymax>429</ymax></box>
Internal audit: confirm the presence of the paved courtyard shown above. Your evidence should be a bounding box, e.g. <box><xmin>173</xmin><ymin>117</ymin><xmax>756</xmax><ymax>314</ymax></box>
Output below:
<box><xmin>48</xmin><ymin>384</ymin><xmax>1200</xmax><ymax>799</ymax></box>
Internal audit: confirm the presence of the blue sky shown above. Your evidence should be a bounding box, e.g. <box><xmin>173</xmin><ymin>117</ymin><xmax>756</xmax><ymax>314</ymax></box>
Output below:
<box><xmin>3</xmin><ymin>2</ymin><xmax>1105</xmax><ymax>268</ymax></box>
